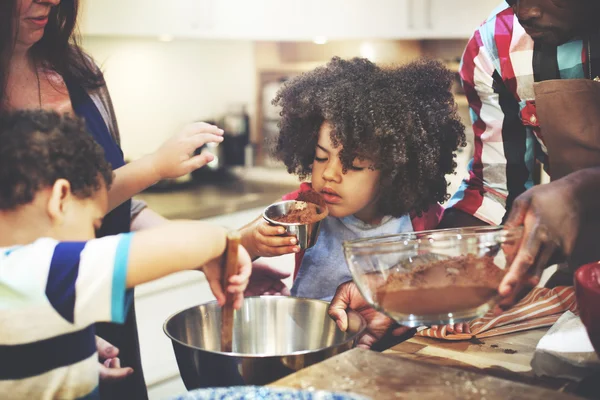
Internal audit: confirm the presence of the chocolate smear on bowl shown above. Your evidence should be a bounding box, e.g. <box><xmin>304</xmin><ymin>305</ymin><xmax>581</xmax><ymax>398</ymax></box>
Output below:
<box><xmin>376</xmin><ymin>254</ymin><xmax>505</xmax><ymax>316</ymax></box>
<box><xmin>272</xmin><ymin>201</ymin><xmax>326</xmax><ymax>224</ymax></box>
<box><xmin>296</xmin><ymin>189</ymin><xmax>328</xmax><ymax>210</ymax></box>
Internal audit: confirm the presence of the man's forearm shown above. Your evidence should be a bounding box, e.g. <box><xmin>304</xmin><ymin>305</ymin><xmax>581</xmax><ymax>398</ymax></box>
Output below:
<box><xmin>567</xmin><ymin>167</ymin><xmax>600</xmax><ymax>218</ymax></box>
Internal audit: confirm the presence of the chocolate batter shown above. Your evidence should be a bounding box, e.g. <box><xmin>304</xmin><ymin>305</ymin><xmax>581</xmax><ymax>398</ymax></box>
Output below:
<box><xmin>376</xmin><ymin>254</ymin><xmax>505</xmax><ymax>315</ymax></box>
<box><xmin>296</xmin><ymin>189</ymin><xmax>327</xmax><ymax>209</ymax></box>
<box><xmin>272</xmin><ymin>202</ymin><xmax>325</xmax><ymax>224</ymax></box>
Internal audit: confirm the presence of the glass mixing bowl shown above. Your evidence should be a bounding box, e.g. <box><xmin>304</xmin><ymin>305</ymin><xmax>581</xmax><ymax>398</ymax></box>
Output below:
<box><xmin>343</xmin><ymin>226</ymin><xmax>524</xmax><ymax>327</ymax></box>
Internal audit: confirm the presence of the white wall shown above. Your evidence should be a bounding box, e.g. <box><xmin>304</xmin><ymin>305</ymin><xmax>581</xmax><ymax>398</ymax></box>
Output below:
<box><xmin>81</xmin><ymin>37</ymin><xmax>256</xmax><ymax>160</ymax></box>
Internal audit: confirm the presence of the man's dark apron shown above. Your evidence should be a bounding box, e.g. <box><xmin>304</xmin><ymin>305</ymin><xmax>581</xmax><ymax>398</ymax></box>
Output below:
<box><xmin>532</xmin><ymin>35</ymin><xmax>600</xmax><ymax>271</ymax></box>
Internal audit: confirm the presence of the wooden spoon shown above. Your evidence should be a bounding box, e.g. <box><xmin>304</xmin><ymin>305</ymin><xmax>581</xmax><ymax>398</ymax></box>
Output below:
<box><xmin>220</xmin><ymin>231</ymin><xmax>241</xmax><ymax>353</ymax></box>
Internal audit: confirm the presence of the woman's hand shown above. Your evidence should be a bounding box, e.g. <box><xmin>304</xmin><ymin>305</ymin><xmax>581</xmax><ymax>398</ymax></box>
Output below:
<box><xmin>240</xmin><ymin>217</ymin><xmax>300</xmax><ymax>259</ymax></box>
<box><xmin>203</xmin><ymin>244</ymin><xmax>253</xmax><ymax>309</ymax></box>
<box><xmin>244</xmin><ymin>263</ymin><xmax>291</xmax><ymax>296</ymax></box>
<box><xmin>328</xmin><ymin>281</ymin><xmax>410</xmax><ymax>349</ymax></box>
<box><xmin>96</xmin><ymin>336</ymin><xmax>133</xmax><ymax>383</ymax></box>
<box><xmin>107</xmin><ymin>123</ymin><xmax>223</xmax><ymax>212</ymax></box>
<box><xmin>149</xmin><ymin>122</ymin><xmax>224</xmax><ymax>180</ymax></box>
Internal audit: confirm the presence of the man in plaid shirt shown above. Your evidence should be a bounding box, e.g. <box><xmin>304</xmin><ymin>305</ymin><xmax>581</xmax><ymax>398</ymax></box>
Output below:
<box><xmin>441</xmin><ymin>0</ymin><xmax>600</xmax><ymax>228</ymax></box>
<box><xmin>327</xmin><ymin>0</ymin><xmax>600</xmax><ymax>348</ymax></box>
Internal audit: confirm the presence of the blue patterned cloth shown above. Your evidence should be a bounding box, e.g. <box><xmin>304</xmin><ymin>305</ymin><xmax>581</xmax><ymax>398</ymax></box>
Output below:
<box><xmin>172</xmin><ymin>386</ymin><xmax>370</xmax><ymax>400</ymax></box>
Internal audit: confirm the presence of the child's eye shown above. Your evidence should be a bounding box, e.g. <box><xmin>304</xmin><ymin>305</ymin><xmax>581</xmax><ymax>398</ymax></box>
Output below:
<box><xmin>314</xmin><ymin>156</ymin><xmax>328</xmax><ymax>163</ymax></box>
<box><xmin>350</xmin><ymin>165</ymin><xmax>365</xmax><ymax>171</ymax></box>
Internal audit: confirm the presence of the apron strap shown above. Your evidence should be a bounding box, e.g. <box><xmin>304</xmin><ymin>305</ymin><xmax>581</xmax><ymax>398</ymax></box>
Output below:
<box><xmin>533</xmin><ymin>42</ymin><xmax>560</xmax><ymax>82</ymax></box>
<box><xmin>589</xmin><ymin>33</ymin><xmax>600</xmax><ymax>80</ymax></box>
<box><xmin>533</xmin><ymin>33</ymin><xmax>600</xmax><ymax>81</ymax></box>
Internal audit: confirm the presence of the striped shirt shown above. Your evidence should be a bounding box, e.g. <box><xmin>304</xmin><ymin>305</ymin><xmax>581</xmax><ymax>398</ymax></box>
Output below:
<box><xmin>447</xmin><ymin>2</ymin><xmax>598</xmax><ymax>225</ymax></box>
<box><xmin>0</xmin><ymin>234</ymin><xmax>132</xmax><ymax>399</ymax></box>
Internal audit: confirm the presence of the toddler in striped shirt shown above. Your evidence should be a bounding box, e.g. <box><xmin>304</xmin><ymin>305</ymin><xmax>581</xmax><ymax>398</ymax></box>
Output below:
<box><xmin>0</xmin><ymin>110</ymin><xmax>251</xmax><ymax>399</ymax></box>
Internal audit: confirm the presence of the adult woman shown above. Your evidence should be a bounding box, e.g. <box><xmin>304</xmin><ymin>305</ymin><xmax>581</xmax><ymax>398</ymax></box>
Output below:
<box><xmin>1</xmin><ymin>1</ymin><xmax>222</xmax><ymax>398</ymax></box>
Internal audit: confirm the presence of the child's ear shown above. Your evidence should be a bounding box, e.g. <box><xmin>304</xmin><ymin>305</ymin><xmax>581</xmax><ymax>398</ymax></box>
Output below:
<box><xmin>47</xmin><ymin>179</ymin><xmax>73</xmax><ymax>224</ymax></box>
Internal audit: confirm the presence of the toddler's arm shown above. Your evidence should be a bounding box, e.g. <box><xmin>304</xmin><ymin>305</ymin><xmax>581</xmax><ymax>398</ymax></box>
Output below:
<box><xmin>126</xmin><ymin>221</ymin><xmax>251</xmax><ymax>308</ymax></box>
<box><xmin>108</xmin><ymin>122</ymin><xmax>224</xmax><ymax>212</ymax></box>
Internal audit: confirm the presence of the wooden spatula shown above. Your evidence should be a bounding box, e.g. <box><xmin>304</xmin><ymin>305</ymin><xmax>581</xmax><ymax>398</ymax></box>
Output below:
<box><xmin>220</xmin><ymin>231</ymin><xmax>241</xmax><ymax>353</ymax></box>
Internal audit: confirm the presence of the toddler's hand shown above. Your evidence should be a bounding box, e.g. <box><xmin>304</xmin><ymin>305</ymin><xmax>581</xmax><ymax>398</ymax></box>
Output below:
<box><xmin>150</xmin><ymin>122</ymin><xmax>224</xmax><ymax>180</ymax></box>
<box><xmin>244</xmin><ymin>262</ymin><xmax>291</xmax><ymax>296</ymax></box>
<box><xmin>244</xmin><ymin>219</ymin><xmax>300</xmax><ymax>258</ymax></box>
<box><xmin>203</xmin><ymin>244</ymin><xmax>252</xmax><ymax>309</ymax></box>
<box><xmin>96</xmin><ymin>336</ymin><xmax>133</xmax><ymax>383</ymax></box>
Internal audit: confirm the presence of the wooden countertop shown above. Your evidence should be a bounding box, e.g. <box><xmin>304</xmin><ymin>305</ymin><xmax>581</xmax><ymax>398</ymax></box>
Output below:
<box><xmin>272</xmin><ymin>327</ymin><xmax>600</xmax><ymax>399</ymax></box>
<box><xmin>270</xmin><ymin>347</ymin><xmax>580</xmax><ymax>400</ymax></box>
<box><xmin>383</xmin><ymin>328</ymin><xmax>574</xmax><ymax>391</ymax></box>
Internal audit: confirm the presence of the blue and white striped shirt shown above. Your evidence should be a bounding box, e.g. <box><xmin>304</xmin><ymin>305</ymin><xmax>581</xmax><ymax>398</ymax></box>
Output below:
<box><xmin>0</xmin><ymin>234</ymin><xmax>132</xmax><ymax>399</ymax></box>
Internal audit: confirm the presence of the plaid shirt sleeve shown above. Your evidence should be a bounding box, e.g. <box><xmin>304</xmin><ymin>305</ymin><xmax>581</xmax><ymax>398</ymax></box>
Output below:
<box><xmin>447</xmin><ymin>3</ymin><xmax>589</xmax><ymax>225</ymax></box>
<box><xmin>446</xmin><ymin>28</ymin><xmax>512</xmax><ymax>225</ymax></box>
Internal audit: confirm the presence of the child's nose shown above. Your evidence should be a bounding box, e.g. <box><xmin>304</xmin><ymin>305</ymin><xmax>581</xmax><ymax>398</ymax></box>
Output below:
<box><xmin>322</xmin><ymin>160</ymin><xmax>342</xmax><ymax>183</ymax></box>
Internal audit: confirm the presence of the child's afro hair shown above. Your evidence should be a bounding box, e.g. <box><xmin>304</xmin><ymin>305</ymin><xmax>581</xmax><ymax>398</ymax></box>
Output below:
<box><xmin>273</xmin><ymin>57</ymin><xmax>466</xmax><ymax>217</ymax></box>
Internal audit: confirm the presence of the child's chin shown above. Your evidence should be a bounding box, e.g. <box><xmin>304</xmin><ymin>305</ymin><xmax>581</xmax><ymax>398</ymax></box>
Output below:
<box><xmin>328</xmin><ymin>208</ymin><xmax>349</xmax><ymax>219</ymax></box>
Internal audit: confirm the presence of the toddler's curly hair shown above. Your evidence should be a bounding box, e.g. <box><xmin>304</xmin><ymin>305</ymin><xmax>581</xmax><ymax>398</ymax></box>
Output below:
<box><xmin>0</xmin><ymin>110</ymin><xmax>113</xmax><ymax>209</ymax></box>
<box><xmin>273</xmin><ymin>57</ymin><xmax>466</xmax><ymax>217</ymax></box>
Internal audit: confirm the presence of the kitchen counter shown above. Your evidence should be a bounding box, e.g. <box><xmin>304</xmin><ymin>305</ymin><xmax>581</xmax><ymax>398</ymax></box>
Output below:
<box><xmin>136</xmin><ymin>168</ymin><xmax>300</xmax><ymax>220</ymax></box>
<box><xmin>384</xmin><ymin>328</ymin><xmax>573</xmax><ymax>391</ymax></box>
<box><xmin>271</xmin><ymin>327</ymin><xmax>600</xmax><ymax>399</ymax></box>
<box><xmin>271</xmin><ymin>347</ymin><xmax>579</xmax><ymax>400</ymax></box>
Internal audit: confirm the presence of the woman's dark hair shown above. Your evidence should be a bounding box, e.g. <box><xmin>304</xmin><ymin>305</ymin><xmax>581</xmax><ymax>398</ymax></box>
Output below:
<box><xmin>273</xmin><ymin>57</ymin><xmax>466</xmax><ymax>218</ymax></box>
<box><xmin>0</xmin><ymin>0</ymin><xmax>104</xmax><ymax>113</ymax></box>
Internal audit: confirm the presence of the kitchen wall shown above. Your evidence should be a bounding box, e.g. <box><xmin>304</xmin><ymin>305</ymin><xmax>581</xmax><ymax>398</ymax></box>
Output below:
<box><xmin>81</xmin><ymin>37</ymin><xmax>256</xmax><ymax>160</ymax></box>
<box><xmin>82</xmin><ymin>36</ymin><xmax>473</xmax><ymax>164</ymax></box>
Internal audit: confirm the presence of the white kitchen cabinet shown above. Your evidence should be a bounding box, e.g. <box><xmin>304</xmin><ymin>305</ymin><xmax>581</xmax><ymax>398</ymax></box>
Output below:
<box><xmin>82</xmin><ymin>0</ymin><xmax>426</xmax><ymax>40</ymax></box>
<box><xmin>414</xmin><ymin>0</ymin><xmax>504</xmax><ymax>38</ymax></box>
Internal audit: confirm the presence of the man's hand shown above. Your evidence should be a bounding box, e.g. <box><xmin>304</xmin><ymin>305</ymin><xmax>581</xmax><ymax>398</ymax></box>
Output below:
<box><xmin>96</xmin><ymin>336</ymin><xmax>133</xmax><ymax>383</ymax></box>
<box><xmin>244</xmin><ymin>263</ymin><xmax>291</xmax><ymax>296</ymax></box>
<box><xmin>500</xmin><ymin>168</ymin><xmax>600</xmax><ymax>308</ymax></box>
<box><xmin>328</xmin><ymin>281</ymin><xmax>410</xmax><ymax>349</ymax></box>
<box><xmin>500</xmin><ymin>176</ymin><xmax>579</xmax><ymax>299</ymax></box>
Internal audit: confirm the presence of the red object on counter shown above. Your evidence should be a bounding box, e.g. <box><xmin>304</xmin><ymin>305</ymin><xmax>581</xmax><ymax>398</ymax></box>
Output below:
<box><xmin>574</xmin><ymin>262</ymin><xmax>600</xmax><ymax>356</ymax></box>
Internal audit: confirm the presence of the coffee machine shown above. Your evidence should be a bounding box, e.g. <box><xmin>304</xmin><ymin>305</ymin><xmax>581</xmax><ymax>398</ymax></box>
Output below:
<box><xmin>191</xmin><ymin>105</ymin><xmax>251</xmax><ymax>183</ymax></box>
<box><xmin>222</xmin><ymin>103</ymin><xmax>250</xmax><ymax>167</ymax></box>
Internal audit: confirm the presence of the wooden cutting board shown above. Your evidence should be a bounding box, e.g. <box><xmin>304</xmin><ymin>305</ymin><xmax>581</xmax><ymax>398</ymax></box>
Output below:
<box><xmin>271</xmin><ymin>348</ymin><xmax>581</xmax><ymax>400</ymax></box>
<box><xmin>385</xmin><ymin>328</ymin><xmax>546</xmax><ymax>373</ymax></box>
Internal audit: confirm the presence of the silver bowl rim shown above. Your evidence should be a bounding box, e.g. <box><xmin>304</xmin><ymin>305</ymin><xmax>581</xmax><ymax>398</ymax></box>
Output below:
<box><xmin>163</xmin><ymin>295</ymin><xmax>367</xmax><ymax>358</ymax></box>
<box><xmin>262</xmin><ymin>200</ymin><xmax>327</xmax><ymax>227</ymax></box>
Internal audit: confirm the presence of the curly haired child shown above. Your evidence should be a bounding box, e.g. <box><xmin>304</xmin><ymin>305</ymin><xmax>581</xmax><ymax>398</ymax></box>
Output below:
<box><xmin>241</xmin><ymin>57</ymin><xmax>466</xmax><ymax>300</ymax></box>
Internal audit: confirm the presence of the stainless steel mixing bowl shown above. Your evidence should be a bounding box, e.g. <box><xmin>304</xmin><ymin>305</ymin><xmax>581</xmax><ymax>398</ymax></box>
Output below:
<box><xmin>263</xmin><ymin>200</ymin><xmax>328</xmax><ymax>249</ymax></box>
<box><xmin>164</xmin><ymin>296</ymin><xmax>366</xmax><ymax>390</ymax></box>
